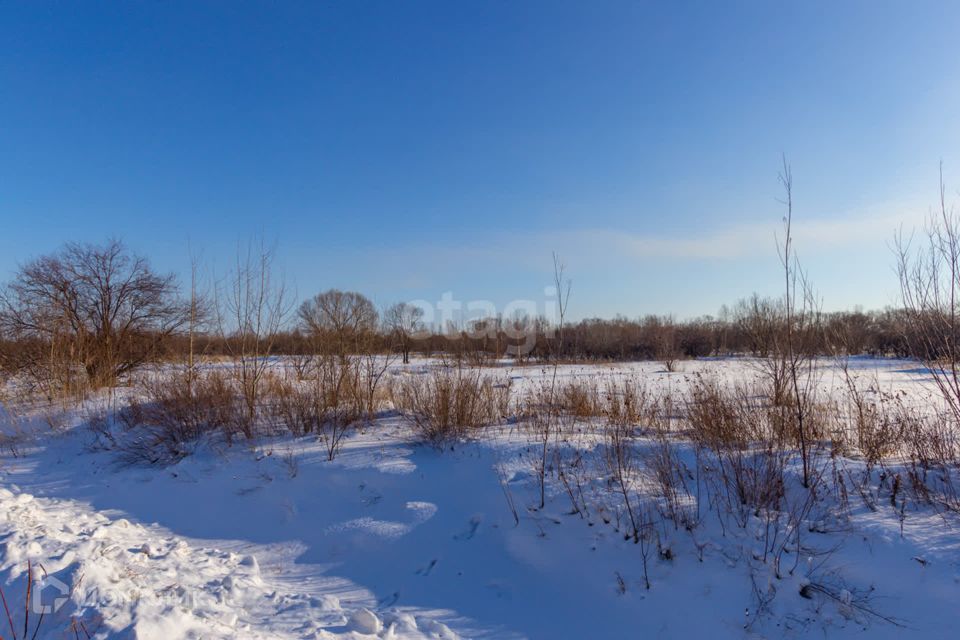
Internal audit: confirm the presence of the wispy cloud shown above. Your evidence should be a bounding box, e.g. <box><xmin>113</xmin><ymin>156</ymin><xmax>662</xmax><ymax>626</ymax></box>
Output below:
<box><xmin>291</xmin><ymin>200</ymin><xmax>932</xmax><ymax>295</ymax></box>
<box><xmin>547</xmin><ymin>202</ymin><xmax>930</xmax><ymax>262</ymax></box>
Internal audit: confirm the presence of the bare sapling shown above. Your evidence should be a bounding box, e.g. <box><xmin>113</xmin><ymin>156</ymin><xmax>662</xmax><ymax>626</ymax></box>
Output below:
<box><xmin>316</xmin><ymin>355</ymin><xmax>364</xmax><ymax>460</ymax></box>
<box><xmin>185</xmin><ymin>244</ymin><xmax>212</xmax><ymax>392</ymax></box>
<box><xmin>551</xmin><ymin>252</ymin><xmax>572</xmax><ymax>364</ymax></box>
<box><xmin>522</xmin><ymin>383</ymin><xmax>563</xmax><ymax>511</ymax></box>
<box><xmin>288</xmin><ymin>352</ymin><xmax>315</xmax><ymax>381</ymax></box>
<box><xmin>602</xmin><ymin>416</ymin><xmax>657</xmax><ymax>588</ymax></box>
<box><xmin>604</xmin><ymin>417</ymin><xmax>643</xmax><ymax>543</ymax></box>
<box><xmin>776</xmin><ymin>158</ymin><xmax>822</xmax><ymax>488</ymax></box>
<box><xmin>355</xmin><ymin>313</ymin><xmax>396</xmax><ymax>421</ymax></box>
<box><xmin>215</xmin><ymin>238</ymin><xmax>292</xmax><ymax>438</ymax></box>
<box><xmin>531</xmin><ymin>252</ymin><xmax>572</xmax><ymax>509</ymax></box>
<box><xmin>556</xmin><ymin>443</ymin><xmax>592</xmax><ymax>518</ymax></box>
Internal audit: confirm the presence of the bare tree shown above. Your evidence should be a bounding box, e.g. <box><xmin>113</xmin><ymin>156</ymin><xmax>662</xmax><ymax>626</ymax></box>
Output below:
<box><xmin>0</xmin><ymin>239</ymin><xmax>187</xmax><ymax>389</ymax></box>
<box><xmin>385</xmin><ymin>302</ymin><xmax>425</xmax><ymax>364</ymax></box>
<box><xmin>298</xmin><ymin>289</ymin><xmax>378</xmax><ymax>359</ymax></box>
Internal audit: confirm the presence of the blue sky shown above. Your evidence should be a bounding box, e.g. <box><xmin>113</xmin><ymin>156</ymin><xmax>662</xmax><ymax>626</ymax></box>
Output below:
<box><xmin>2</xmin><ymin>1</ymin><xmax>960</xmax><ymax>320</ymax></box>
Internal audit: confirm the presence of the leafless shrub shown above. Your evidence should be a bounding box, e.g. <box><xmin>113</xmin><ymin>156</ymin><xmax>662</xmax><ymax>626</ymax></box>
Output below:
<box><xmin>287</xmin><ymin>353</ymin><xmax>316</xmax><ymax>381</ymax></box>
<box><xmin>602</xmin><ymin>417</ymin><xmax>658</xmax><ymax>588</ymax></box>
<box><xmin>602</xmin><ymin>377</ymin><xmax>649</xmax><ymax>429</ymax></box>
<box><xmin>603</xmin><ymin>416</ymin><xmax>643</xmax><ymax>542</ymax></box>
<box><xmin>685</xmin><ymin>373</ymin><xmax>835</xmax><ymax>579</ymax></box>
<box><xmin>557</xmin><ymin>377</ymin><xmax>602</xmax><ymax>418</ymax></box>
<box><xmin>518</xmin><ymin>251</ymin><xmax>577</xmax><ymax>511</ymax></box>
<box><xmin>800</xmin><ymin>577</ymin><xmax>906</xmax><ymax>628</ymax></box>
<box><xmin>0</xmin><ymin>403</ymin><xmax>31</xmax><ymax>458</ymax></box>
<box><xmin>519</xmin><ymin>380</ymin><xmax>571</xmax><ymax>509</ymax></box>
<box><xmin>520</xmin><ymin>374</ymin><xmax>653</xmax><ymax>512</ymax></box>
<box><xmin>269</xmin><ymin>375</ymin><xmax>322</xmax><ymax>438</ymax></box>
<box><xmin>831</xmin><ymin>386</ymin><xmax>904</xmax><ymax>468</ymax></box>
<box><xmin>355</xmin><ymin>352</ymin><xmax>396</xmax><ymax>420</ymax></box>
<box><xmin>269</xmin><ymin>358</ymin><xmax>367</xmax><ymax>460</ymax></box>
<box><xmin>732</xmin><ymin>297</ymin><xmax>794</xmax><ymax>408</ymax></box>
<box><xmin>687</xmin><ymin>377</ymin><xmax>788</xmax><ymax>526</ymax></box>
<box><xmin>893</xmin><ymin>404</ymin><xmax>960</xmax><ymax>513</ymax></box>
<box><xmin>687</xmin><ymin>376</ymin><xmax>758</xmax><ymax>448</ymax></box>
<box><xmin>556</xmin><ymin>445</ymin><xmax>593</xmax><ymax>519</ymax></box>
<box><xmin>535</xmin><ymin>375</ymin><xmax>652</xmax><ymax>427</ymax></box>
<box><xmin>393</xmin><ymin>367</ymin><xmax>508</xmax><ymax>445</ymax></box>
<box><xmin>0</xmin><ymin>346</ymin><xmax>91</xmax><ymax>407</ymax></box>
<box><xmin>759</xmin><ymin>354</ymin><xmax>793</xmax><ymax>409</ymax></box>
<box><xmin>825</xmin><ymin>317</ymin><xmax>907</xmax><ymax>464</ymax></box>
<box><xmin>645</xmin><ymin>406</ymin><xmax>698</xmax><ymax>531</ymax></box>
<box><xmin>463</xmin><ymin>337</ymin><xmax>497</xmax><ymax>368</ymax></box>
<box><xmin>280</xmin><ymin>447</ymin><xmax>300</xmax><ymax>478</ymax></box>
<box><xmin>314</xmin><ymin>355</ymin><xmax>360</xmax><ymax>416</ymax></box>
<box><xmin>118</xmin><ymin>368</ymin><xmax>241</xmax><ymax>464</ymax></box>
<box><xmin>905</xmin><ymin>411</ymin><xmax>959</xmax><ymax>471</ymax></box>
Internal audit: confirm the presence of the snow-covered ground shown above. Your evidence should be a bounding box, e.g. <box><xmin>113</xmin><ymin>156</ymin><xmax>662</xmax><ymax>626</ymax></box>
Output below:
<box><xmin>1</xmin><ymin>358</ymin><xmax>959</xmax><ymax>639</ymax></box>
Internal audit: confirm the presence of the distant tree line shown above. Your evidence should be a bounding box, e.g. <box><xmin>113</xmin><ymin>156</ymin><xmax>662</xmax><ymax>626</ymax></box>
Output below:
<box><xmin>0</xmin><ymin>238</ymin><xmax>942</xmax><ymax>396</ymax></box>
<box><xmin>134</xmin><ymin>302</ymin><xmax>919</xmax><ymax>364</ymax></box>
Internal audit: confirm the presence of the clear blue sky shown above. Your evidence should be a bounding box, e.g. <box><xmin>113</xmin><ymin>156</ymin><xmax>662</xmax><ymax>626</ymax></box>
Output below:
<box><xmin>2</xmin><ymin>1</ymin><xmax>960</xmax><ymax>320</ymax></box>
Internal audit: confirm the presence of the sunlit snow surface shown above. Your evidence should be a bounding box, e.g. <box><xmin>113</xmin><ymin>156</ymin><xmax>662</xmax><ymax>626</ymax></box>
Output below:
<box><xmin>1</xmin><ymin>357</ymin><xmax>958</xmax><ymax>638</ymax></box>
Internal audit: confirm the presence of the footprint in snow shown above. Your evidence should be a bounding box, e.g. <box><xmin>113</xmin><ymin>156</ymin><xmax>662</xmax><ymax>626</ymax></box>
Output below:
<box><xmin>361</xmin><ymin>494</ymin><xmax>382</xmax><ymax>507</ymax></box>
<box><xmin>485</xmin><ymin>581</ymin><xmax>512</xmax><ymax>600</ymax></box>
<box><xmin>358</xmin><ymin>482</ymin><xmax>383</xmax><ymax>506</ymax></box>
<box><xmin>454</xmin><ymin>515</ymin><xmax>482</xmax><ymax>541</ymax></box>
<box><xmin>415</xmin><ymin>558</ymin><xmax>438</xmax><ymax>576</ymax></box>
